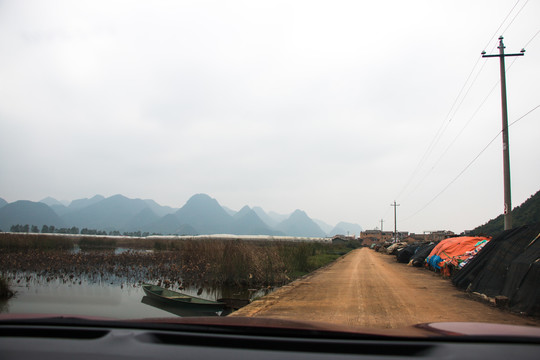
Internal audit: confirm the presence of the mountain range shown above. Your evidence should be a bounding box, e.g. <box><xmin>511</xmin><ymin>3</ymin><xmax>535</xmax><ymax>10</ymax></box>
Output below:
<box><xmin>0</xmin><ymin>194</ymin><xmax>363</xmax><ymax>237</ymax></box>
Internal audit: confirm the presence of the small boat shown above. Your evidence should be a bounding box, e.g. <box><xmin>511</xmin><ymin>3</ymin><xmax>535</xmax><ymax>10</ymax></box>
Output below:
<box><xmin>141</xmin><ymin>296</ymin><xmax>221</xmax><ymax>317</ymax></box>
<box><xmin>142</xmin><ymin>284</ymin><xmax>226</xmax><ymax>311</ymax></box>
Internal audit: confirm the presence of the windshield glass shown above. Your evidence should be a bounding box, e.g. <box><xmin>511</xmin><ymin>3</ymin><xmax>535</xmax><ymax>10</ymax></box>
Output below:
<box><xmin>1</xmin><ymin>0</ymin><xmax>539</xmax><ymax>334</ymax></box>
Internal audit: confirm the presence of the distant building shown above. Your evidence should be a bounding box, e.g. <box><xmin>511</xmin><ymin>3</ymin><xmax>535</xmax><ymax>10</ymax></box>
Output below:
<box><xmin>405</xmin><ymin>231</ymin><xmax>456</xmax><ymax>243</ymax></box>
<box><xmin>332</xmin><ymin>234</ymin><xmax>356</xmax><ymax>244</ymax></box>
<box><xmin>359</xmin><ymin>230</ymin><xmax>394</xmax><ymax>242</ymax></box>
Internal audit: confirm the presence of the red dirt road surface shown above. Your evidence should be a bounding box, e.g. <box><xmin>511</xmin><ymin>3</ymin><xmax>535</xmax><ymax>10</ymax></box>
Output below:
<box><xmin>230</xmin><ymin>247</ymin><xmax>540</xmax><ymax>328</ymax></box>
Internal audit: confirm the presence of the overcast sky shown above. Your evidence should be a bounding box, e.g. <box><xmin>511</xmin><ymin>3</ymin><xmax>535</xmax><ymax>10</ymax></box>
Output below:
<box><xmin>1</xmin><ymin>0</ymin><xmax>539</xmax><ymax>233</ymax></box>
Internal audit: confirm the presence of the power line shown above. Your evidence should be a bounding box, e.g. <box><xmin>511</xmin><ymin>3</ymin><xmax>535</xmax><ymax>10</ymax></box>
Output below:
<box><xmin>523</xmin><ymin>28</ymin><xmax>540</xmax><ymax>48</ymax></box>
<box><xmin>401</xmin><ymin>104</ymin><xmax>540</xmax><ymax>222</ymax></box>
<box><xmin>402</xmin><ymin>132</ymin><xmax>500</xmax><ymax>222</ymax></box>
<box><xmin>393</xmin><ymin>2</ymin><xmax>523</xmax><ymax>203</ymax></box>
<box><xmin>509</xmin><ymin>104</ymin><xmax>540</xmax><ymax>127</ymax></box>
<box><xmin>404</xmin><ymin>56</ymin><xmax>522</xmax><ymax>200</ymax></box>
<box><xmin>483</xmin><ymin>0</ymin><xmax>521</xmax><ymax>51</ymax></box>
<box><xmin>501</xmin><ymin>0</ymin><xmax>529</xmax><ymax>35</ymax></box>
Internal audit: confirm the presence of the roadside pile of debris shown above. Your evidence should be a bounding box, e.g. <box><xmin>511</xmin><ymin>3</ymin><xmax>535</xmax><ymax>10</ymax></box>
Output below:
<box><xmin>452</xmin><ymin>222</ymin><xmax>540</xmax><ymax>316</ymax></box>
<box><xmin>372</xmin><ymin>222</ymin><xmax>540</xmax><ymax>317</ymax></box>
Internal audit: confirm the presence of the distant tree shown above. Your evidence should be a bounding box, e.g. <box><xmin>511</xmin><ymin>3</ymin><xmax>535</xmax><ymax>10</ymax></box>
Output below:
<box><xmin>70</xmin><ymin>226</ymin><xmax>79</xmax><ymax>234</ymax></box>
<box><xmin>49</xmin><ymin>225</ymin><xmax>55</xmax><ymax>233</ymax></box>
<box><xmin>109</xmin><ymin>230</ymin><xmax>121</xmax><ymax>236</ymax></box>
<box><xmin>41</xmin><ymin>225</ymin><xmax>49</xmax><ymax>233</ymax></box>
<box><xmin>22</xmin><ymin>224</ymin><xmax>30</xmax><ymax>233</ymax></box>
<box><xmin>123</xmin><ymin>231</ymin><xmax>142</xmax><ymax>237</ymax></box>
<box><xmin>31</xmin><ymin>225</ymin><xmax>39</xmax><ymax>233</ymax></box>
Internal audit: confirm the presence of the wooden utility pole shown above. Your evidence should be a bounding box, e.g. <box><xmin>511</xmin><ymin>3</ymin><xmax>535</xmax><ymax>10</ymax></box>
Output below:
<box><xmin>390</xmin><ymin>201</ymin><xmax>400</xmax><ymax>242</ymax></box>
<box><xmin>482</xmin><ymin>36</ymin><xmax>524</xmax><ymax>230</ymax></box>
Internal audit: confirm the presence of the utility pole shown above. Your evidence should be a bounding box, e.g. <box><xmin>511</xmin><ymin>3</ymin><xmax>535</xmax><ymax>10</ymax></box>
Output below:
<box><xmin>482</xmin><ymin>36</ymin><xmax>524</xmax><ymax>230</ymax></box>
<box><xmin>380</xmin><ymin>219</ymin><xmax>384</xmax><ymax>241</ymax></box>
<box><xmin>390</xmin><ymin>201</ymin><xmax>400</xmax><ymax>242</ymax></box>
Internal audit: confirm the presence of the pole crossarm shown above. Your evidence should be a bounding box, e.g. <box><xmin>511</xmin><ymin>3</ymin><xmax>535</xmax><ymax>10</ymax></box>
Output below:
<box><xmin>482</xmin><ymin>53</ymin><xmax>524</xmax><ymax>58</ymax></box>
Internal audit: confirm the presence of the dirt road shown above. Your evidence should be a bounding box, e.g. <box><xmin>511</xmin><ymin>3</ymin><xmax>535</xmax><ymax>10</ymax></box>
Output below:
<box><xmin>230</xmin><ymin>247</ymin><xmax>540</xmax><ymax>328</ymax></box>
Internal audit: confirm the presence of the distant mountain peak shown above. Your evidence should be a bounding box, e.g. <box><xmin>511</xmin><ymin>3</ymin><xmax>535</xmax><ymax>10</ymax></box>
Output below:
<box><xmin>0</xmin><ymin>193</ymin><xmax>353</xmax><ymax>237</ymax></box>
<box><xmin>290</xmin><ymin>209</ymin><xmax>308</xmax><ymax>218</ymax></box>
<box><xmin>39</xmin><ymin>197</ymin><xmax>67</xmax><ymax>207</ymax></box>
<box><xmin>277</xmin><ymin>209</ymin><xmax>326</xmax><ymax>237</ymax></box>
<box><xmin>0</xmin><ymin>200</ymin><xmax>64</xmax><ymax>230</ymax></box>
<box><xmin>176</xmin><ymin>193</ymin><xmax>232</xmax><ymax>234</ymax></box>
<box><xmin>187</xmin><ymin>193</ymin><xmax>214</xmax><ymax>203</ymax></box>
<box><xmin>68</xmin><ymin>195</ymin><xmax>105</xmax><ymax>209</ymax></box>
<box><xmin>234</xmin><ymin>205</ymin><xmax>252</xmax><ymax>218</ymax></box>
<box><xmin>109</xmin><ymin>194</ymin><xmax>129</xmax><ymax>200</ymax></box>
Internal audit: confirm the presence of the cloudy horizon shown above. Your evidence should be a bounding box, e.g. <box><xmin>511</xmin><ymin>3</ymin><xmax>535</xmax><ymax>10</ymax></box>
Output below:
<box><xmin>1</xmin><ymin>0</ymin><xmax>539</xmax><ymax>233</ymax></box>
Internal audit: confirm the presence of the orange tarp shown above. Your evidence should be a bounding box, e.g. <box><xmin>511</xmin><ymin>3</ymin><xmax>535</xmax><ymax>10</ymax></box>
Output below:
<box><xmin>426</xmin><ymin>236</ymin><xmax>490</xmax><ymax>276</ymax></box>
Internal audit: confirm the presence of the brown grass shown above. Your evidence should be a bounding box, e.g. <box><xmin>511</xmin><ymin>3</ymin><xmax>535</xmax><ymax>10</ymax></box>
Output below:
<box><xmin>0</xmin><ymin>234</ymin><xmax>357</xmax><ymax>288</ymax></box>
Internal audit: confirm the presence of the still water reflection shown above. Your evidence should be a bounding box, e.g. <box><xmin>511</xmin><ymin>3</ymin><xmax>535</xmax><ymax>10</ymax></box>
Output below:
<box><xmin>2</xmin><ymin>281</ymin><xmax>269</xmax><ymax>319</ymax></box>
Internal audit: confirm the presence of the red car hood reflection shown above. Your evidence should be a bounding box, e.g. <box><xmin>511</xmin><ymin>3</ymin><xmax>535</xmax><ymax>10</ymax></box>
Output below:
<box><xmin>1</xmin><ymin>314</ymin><xmax>540</xmax><ymax>339</ymax></box>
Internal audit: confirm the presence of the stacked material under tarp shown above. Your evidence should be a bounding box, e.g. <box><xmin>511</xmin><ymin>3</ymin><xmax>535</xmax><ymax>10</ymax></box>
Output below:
<box><xmin>396</xmin><ymin>244</ymin><xmax>420</xmax><ymax>263</ymax></box>
<box><xmin>426</xmin><ymin>236</ymin><xmax>491</xmax><ymax>276</ymax></box>
<box><xmin>385</xmin><ymin>242</ymin><xmax>408</xmax><ymax>255</ymax></box>
<box><xmin>409</xmin><ymin>243</ymin><xmax>436</xmax><ymax>267</ymax></box>
<box><xmin>453</xmin><ymin>222</ymin><xmax>540</xmax><ymax>316</ymax></box>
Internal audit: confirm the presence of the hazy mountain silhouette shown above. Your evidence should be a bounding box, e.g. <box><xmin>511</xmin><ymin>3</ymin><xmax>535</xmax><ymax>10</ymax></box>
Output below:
<box><xmin>252</xmin><ymin>206</ymin><xmax>280</xmax><ymax>227</ymax></box>
<box><xmin>143</xmin><ymin>199</ymin><xmax>177</xmax><ymax>217</ymax></box>
<box><xmin>123</xmin><ymin>207</ymin><xmax>161</xmax><ymax>231</ymax></box>
<box><xmin>175</xmin><ymin>194</ymin><xmax>232</xmax><ymax>234</ymax></box>
<box><xmin>222</xmin><ymin>206</ymin><xmax>237</xmax><ymax>216</ymax></box>
<box><xmin>231</xmin><ymin>206</ymin><xmax>284</xmax><ymax>235</ymax></box>
<box><xmin>276</xmin><ymin>209</ymin><xmax>326</xmax><ymax>237</ymax></box>
<box><xmin>268</xmin><ymin>210</ymin><xmax>289</xmax><ymax>224</ymax></box>
<box><xmin>140</xmin><ymin>214</ymin><xmax>197</xmax><ymax>235</ymax></box>
<box><xmin>61</xmin><ymin>194</ymin><xmax>150</xmax><ymax>230</ymax></box>
<box><xmin>0</xmin><ymin>193</ymin><xmax>362</xmax><ymax>237</ymax></box>
<box><xmin>39</xmin><ymin>198</ymin><xmax>70</xmax><ymax>216</ymax></box>
<box><xmin>329</xmin><ymin>221</ymin><xmax>363</xmax><ymax>236</ymax></box>
<box><xmin>313</xmin><ymin>219</ymin><xmax>332</xmax><ymax>234</ymax></box>
<box><xmin>0</xmin><ymin>200</ymin><xmax>64</xmax><ymax>231</ymax></box>
<box><xmin>68</xmin><ymin>195</ymin><xmax>105</xmax><ymax>210</ymax></box>
<box><xmin>39</xmin><ymin>197</ymin><xmax>66</xmax><ymax>207</ymax></box>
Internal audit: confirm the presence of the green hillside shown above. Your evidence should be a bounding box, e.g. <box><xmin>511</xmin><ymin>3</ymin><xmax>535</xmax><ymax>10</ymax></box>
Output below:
<box><xmin>472</xmin><ymin>189</ymin><xmax>540</xmax><ymax>236</ymax></box>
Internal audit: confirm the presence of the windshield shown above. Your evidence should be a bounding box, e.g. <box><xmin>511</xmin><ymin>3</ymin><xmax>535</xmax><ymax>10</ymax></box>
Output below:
<box><xmin>1</xmin><ymin>0</ymin><xmax>539</xmax><ymax>336</ymax></box>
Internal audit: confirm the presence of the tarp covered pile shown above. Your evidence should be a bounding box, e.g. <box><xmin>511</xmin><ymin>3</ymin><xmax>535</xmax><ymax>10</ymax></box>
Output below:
<box><xmin>396</xmin><ymin>244</ymin><xmax>420</xmax><ymax>263</ymax></box>
<box><xmin>452</xmin><ymin>222</ymin><xmax>540</xmax><ymax>316</ymax></box>
<box><xmin>384</xmin><ymin>242</ymin><xmax>408</xmax><ymax>255</ymax></box>
<box><xmin>409</xmin><ymin>243</ymin><xmax>436</xmax><ymax>267</ymax></box>
<box><xmin>425</xmin><ymin>236</ymin><xmax>491</xmax><ymax>276</ymax></box>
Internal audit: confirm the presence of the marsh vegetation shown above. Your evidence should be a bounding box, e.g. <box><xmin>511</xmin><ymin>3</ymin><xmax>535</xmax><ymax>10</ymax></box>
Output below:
<box><xmin>0</xmin><ymin>233</ymin><xmax>359</xmax><ymax>290</ymax></box>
